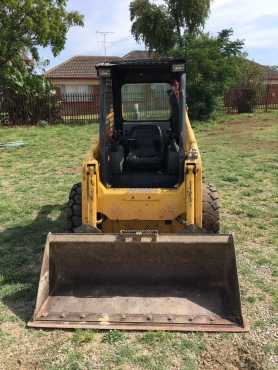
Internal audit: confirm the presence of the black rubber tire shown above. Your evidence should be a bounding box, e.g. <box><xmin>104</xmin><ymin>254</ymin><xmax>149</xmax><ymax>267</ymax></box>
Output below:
<box><xmin>202</xmin><ymin>183</ymin><xmax>220</xmax><ymax>234</ymax></box>
<box><xmin>67</xmin><ymin>183</ymin><xmax>82</xmax><ymax>232</ymax></box>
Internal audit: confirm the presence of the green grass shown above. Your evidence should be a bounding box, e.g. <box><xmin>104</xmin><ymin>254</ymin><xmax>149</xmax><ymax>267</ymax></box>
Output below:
<box><xmin>0</xmin><ymin>112</ymin><xmax>277</xmax><ymax>369</ymax></box>
<box><xmin>102</xmin><ymin>330</ymin><xmax>126</xmax><ymax>344</ymax></box>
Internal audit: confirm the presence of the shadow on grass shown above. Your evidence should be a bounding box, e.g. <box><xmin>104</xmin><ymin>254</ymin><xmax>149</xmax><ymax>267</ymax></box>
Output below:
<box><xmin>0</xmin><ymin>204</ymin><xmax>66</xmax><ymax>323</ymax></box>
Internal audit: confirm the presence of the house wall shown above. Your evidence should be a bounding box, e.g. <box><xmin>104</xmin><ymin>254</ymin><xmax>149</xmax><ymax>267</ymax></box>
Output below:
<box><xmin>50</xmin><ymin>79</ymin><xmax>99</xmax><ymax>86</ymax></box>
<box><xmin>268</xmin><ymin>79</ymin><xmax>278</xmax><ymax>85</ymax></box>
<box><xmin>266</xmin><ymin>85</ymin><xmax>278</xmax><ymax>103</ymax></box>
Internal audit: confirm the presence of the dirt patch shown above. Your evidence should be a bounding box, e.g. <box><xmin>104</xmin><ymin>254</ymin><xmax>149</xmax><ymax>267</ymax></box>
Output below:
<box><xmin>219</xmin><ymin>115</ymin><xmax>274</xmax><ymax>132</ymax></box>
<box><xmin>245</xmin><ymin>141</ymin><xmax>278</xmax><ymax>150</ymax></box>
<box><xmin>224</xmin><ymin>120</ymin><xmax>247</xmax><ymax>126</ymax></box>
<box><xmin>57</xmin><ymin>167</ymin><xmax>81</xmax><ymax>175</ymax></box>
<box><xmin>224</xmin><ymin>139</ymin><xmax>278</xmax><ymax>151</ymax></box>
<box><xmin>200</xmin><ymin>340</ymin><xmax>266</xmax><ymax>370</ymax></box>
<box><xmin>0</xmin><ymin>322</ymin><xmax>23</xmax><ymax>339</ymax></box>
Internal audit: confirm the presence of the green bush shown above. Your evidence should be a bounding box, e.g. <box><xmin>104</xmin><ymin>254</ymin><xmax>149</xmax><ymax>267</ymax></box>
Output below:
<box><xmin>235</xmin><ymin>88</ymin><xmax>257</xmax><ymax>113</ymax></box>
<box><xmin>172</xmin><ymin>30</ymin><xmax>245</xmax><ymax>120</ymax></box>
<box><xmin>1</xmin><ymin>71</ymin><xmax>61</xmax><ymax>125</ymax></box>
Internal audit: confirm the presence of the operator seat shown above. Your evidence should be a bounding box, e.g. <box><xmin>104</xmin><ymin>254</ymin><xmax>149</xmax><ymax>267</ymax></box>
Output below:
<box><xmin>126</xmin><ymin>125</ymin><xmax>164</xmax><ymax>171</ymax></box>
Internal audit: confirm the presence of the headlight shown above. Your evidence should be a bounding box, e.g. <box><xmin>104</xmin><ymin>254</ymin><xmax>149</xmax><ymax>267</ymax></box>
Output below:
<box><xmin>98</xmin><ymin>68</ymin><xmax>111</xmax><ymax>77</ymax></box>
<box><xmin>172</xmin><ymin>64</ymin><xmax>185</xmax><ymax>72</ymax></box>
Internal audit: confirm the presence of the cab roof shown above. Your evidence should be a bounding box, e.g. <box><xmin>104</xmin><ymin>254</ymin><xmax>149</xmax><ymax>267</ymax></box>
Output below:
<box><xmin>96</xmin><ymin>58</ymin><xmax>186</xmax><ymax>75</ymax></box>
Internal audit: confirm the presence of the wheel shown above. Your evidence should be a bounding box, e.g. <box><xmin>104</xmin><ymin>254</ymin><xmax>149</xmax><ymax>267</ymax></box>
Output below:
<box><xmin>202</xmin><ymin>183</ymin><xmax>220</xmax><ymax>234</ymax></box>
<box><xmin>67</xmin><ymin>183</ymin><xmax>82</xmax><ymax>232</ymax></box>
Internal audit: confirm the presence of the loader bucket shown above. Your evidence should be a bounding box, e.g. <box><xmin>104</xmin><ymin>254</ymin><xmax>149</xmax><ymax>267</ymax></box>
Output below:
<box><xmin>28</xmin><ymin>233</ymin><xmax>247</xmax><ymax>332</ymax></box>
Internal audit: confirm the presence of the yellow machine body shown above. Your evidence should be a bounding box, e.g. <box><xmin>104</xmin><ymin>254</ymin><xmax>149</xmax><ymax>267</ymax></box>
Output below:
<box><xmin>82</xmin><ymin>112</ymin><xmax>202</xmax><ymax>232</ymax></box>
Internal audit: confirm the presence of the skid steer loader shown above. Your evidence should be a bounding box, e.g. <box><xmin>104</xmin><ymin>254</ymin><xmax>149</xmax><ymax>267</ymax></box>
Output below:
<box><xmin>29</xmin><ymin>59</ymin><xmax>247</xmax><ymax>332</ymax></box>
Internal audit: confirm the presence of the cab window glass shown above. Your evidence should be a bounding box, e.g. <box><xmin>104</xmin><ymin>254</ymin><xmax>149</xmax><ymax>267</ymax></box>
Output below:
<box><xmin>121</xmin><ymin>83</ymin><xmax>171</xmax><ymax>121</ymax></box>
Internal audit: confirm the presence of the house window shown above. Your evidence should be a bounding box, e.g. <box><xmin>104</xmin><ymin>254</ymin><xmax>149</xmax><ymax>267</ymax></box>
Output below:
<box><xmin>65</xmin><ymin>85</ymin><xmax>92</xmax><ymax>95</ymax></box>
<box><xmin>63</xmin><ymin>85</ymin><xmax>94</xmax><ymax>101</ymax></box>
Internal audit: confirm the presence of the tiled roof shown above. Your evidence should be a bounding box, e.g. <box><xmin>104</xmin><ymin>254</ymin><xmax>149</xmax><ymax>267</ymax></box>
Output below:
<box><xmin>45</xmin><ymin>51</ymin><xmax>155</xmax><ymax>79</ymax></box>
<box><xmin>123</xmin><ymin>50</ymin><xmax>155</xmax><ymax>60</ymax></box>
<box><xmin>46</xmin><ymin>56</ymin><xmax>121</xmax><ymax>79</ymax></box>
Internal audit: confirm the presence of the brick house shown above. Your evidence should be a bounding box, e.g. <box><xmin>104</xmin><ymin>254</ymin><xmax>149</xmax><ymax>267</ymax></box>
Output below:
<box><xmin>45</xmin><ymin>51</ymin><xmax>152</xmax><ymax>95</ymax></box>
<box><xmin>45</xmin><ymin>56</ymin><xmax>121</xmax><ymax>96</ymax></box>
<box><xmin>45</xmin><ymin>51</ymin><xmax>152</xmax><ymax>117</ymax></box>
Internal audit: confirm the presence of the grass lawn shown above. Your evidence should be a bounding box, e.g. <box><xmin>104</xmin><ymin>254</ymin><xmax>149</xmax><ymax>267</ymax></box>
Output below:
<box><xmin>0</xmin><ymin>112</ymin><xmax>277</xmax><ymax>370</ymax></box>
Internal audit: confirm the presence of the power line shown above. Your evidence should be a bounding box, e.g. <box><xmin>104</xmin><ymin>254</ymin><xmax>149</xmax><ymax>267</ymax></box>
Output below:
<box><xmin>96</xmin><ymin>31</ymin><xmax>114</xmax><ymax>62</ymax></box>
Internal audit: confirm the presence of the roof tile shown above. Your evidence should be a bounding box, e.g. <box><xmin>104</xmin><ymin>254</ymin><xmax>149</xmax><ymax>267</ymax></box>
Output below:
<box><xmin>123</xmin><ymin>50</ymin><xmax>154</xmax><ymax>60</ymax></box>
<box><xmin>46</xmin><ymin>56</ymin><xmax>121</xmax><ymax>79</ymax></box>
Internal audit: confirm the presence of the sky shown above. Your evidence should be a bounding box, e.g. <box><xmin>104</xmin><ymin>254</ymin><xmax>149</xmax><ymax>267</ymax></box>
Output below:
<box><xmin>40</xmin><ymin>0</ymin><xmax>278</xmax><ymax>70</ymax></box>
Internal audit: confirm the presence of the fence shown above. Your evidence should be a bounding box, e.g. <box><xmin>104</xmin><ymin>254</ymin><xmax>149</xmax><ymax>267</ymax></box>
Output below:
<box><xmin>0</xmin><ymin>86</ymin><xmax>171</xmax><ymax>125</ymax></box>
<box><xmin>1</xmin><ymin>85</ymin><xmax>278</xmax><ymax>125</ymax></box>
<box><xmin>59</xmin><ymin>93</ymin><xmax>100</xmax><ymax>123</ymax></box>
<box><xmin>0</xmin><ymin>93</ymin><xmax>58</xmax><ymax>125</ymax></box>
<box><xmin>224</xmin><ymin>84</ymin><xmax>278</xmax><ymax>113</ymax></box>
<box><xmin>0</xmin><ymin>92</ymin><xmax>100</xmax><ymax>125</ymax></box>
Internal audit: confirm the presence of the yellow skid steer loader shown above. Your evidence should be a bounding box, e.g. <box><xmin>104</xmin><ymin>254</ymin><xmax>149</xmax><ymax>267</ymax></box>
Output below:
<box><xmin>29</xmin><ymin>59</ymin><xmax>247</xmax><ymax>332</ymax></box>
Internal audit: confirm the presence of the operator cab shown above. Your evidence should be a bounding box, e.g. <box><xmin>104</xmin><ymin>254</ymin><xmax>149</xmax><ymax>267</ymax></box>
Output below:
<box><xmin>96</xmin><ymin>59</ymin><xmax>186</xmax><ymax>188</ymax></box>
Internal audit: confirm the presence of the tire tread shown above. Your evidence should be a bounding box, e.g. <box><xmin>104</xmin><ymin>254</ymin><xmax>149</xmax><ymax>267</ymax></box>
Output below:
<box><xmin>202</xmin><ymin>183</ymin><xmax>220</xmax><ymax>234</ymax></box>
<box><xmin>66</xmin><ymin>183</ymin><xmax>82</xmax><ymax>232</ymax></box>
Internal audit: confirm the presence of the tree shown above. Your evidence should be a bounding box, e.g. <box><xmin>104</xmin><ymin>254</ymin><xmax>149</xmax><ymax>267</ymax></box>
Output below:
<box><xmin>171</xmin><ymin>30</ymin><xmax>245</xmax><ymax>119</ymax></box>
<box><xmin>167</xmin><ymin>0</ymin><xmax>211</xmax><ymax>37</ymax></box>
<box><xmin>130</xmin><ymin>0</ymin><xmax>212</xmax><ymax>53</ymax></box>
<box><xmin>129</xmin><ymin>1</ymin><xmax>248</xmax><ymax>120</ymax></box>
<box><xmin>235</xmin><ymin>60</ymin><xmax>264</xmax><ymax>89</ymax></box>
<box><xmin>0</xmin><ymin>0</ymin><xmax>83</xmax><ymax>124</ymax></box>
<box><xmin>130</xmin><ymin>0</ymin><xmax>176</xmax><ymax>55</ymax></box>
<box><xmin>0</xmin><ymin>0</ymin><xmax>83</xmax><ymax>90</ymax></box>
<box><xmin>229</xmin><ymin>59</ymin><xmax>264</xmax><ymax>113</ymax></box>
<box><xmin>0</xmin><ymin>0</ymin><xmax>83</xmax><ymax>69</ymax></box>
<box><xmin>2</xmin><ymin>71</ymin><xmax>61</xmax><ymax>125</ymax></box>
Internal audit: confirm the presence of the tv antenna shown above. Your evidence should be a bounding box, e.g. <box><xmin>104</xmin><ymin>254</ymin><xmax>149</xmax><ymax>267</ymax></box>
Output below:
<box><xmin>96</xmin><ymin>31</ymin><xmax>114</xmax><ymax>62</ymax></box>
